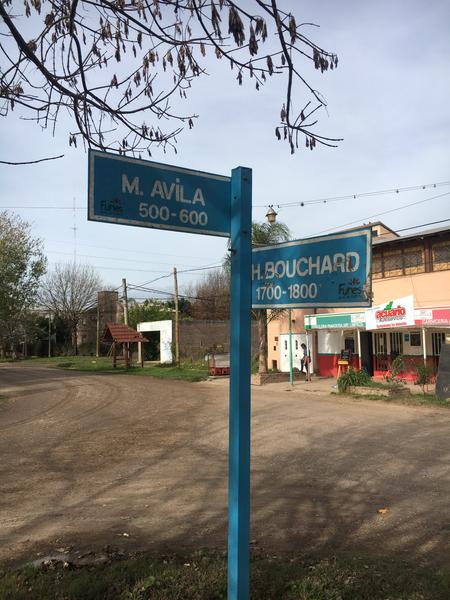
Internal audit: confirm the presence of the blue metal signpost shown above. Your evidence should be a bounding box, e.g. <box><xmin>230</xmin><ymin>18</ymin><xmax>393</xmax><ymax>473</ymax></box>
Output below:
<box><xmin>88</xmin><ymin>150</ymin><xmax>231</xmax><ymax>236</ymax></box>
<box><xmin>88</xmin><ymin>150</ymin><xmax>252</xmax><ymax>600</ymax></box>
<box><xmin>252</xmin><ymin>228</ymin><xmax>372</xmax><ymax>309</ymax></box>
<box><xmin>228</xmin><ymin>167</ymin><xmax>252</xmax><ymax>600</ymax></box>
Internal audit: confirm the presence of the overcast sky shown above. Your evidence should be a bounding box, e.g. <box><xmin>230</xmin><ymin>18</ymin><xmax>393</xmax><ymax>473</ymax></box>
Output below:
<box><xmin>1</xmin><ymin>0</ymin><xmax>449</xmax><ymax>299</ymax></box>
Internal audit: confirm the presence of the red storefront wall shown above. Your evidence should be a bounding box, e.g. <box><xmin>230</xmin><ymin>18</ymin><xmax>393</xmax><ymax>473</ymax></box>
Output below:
<box><xmin>318</xmin><ymin>354</ymin><xmax>437</xmax><ymax>381</ymax></box>
<box><xmin>372</xmin><ymin>355</ymin><xmax>438</xmax><ymax>382</ymax></box>
<box><xmin>317</xmin><ymin>354</ymin><xmax>360</xmax><ymax>377</ymax></box>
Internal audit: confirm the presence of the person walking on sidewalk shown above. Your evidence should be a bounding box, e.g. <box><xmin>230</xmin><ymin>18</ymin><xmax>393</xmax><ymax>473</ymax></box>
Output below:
<box><xmin>301</xmin><ymin>343</ymin><xmax>311</xmax><ymax>382</ymax></box>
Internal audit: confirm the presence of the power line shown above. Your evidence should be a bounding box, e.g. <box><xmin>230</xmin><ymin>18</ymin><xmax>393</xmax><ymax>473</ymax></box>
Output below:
<box><xmin>373</xmin><ymin>218</ymin><xmax>450</xmax><ymax>239</ymax></box>
<box><xmin>45</xmin><ymin>249</ymin><xmax>212</xmax><ymax>269</ymax></box>
<box><xmin>132</xmin><ymin>263</ymin><xmax>224</xmax><ymax>289</ymax></box>
<box><xmin>0</xmin><ymin>205</ymin><xmax>85</xmax><ymax>209</ymax></box>
<box><xmin>308</xmin><ymin>191</ymin><xmax>450</xmax><ymax>237</ymax></box>
<box><xmin>48</xmin><ymin>261</ymin><xmax>169</xmax><ymax>274</ymax></box>
<box><xmin>46</xmin><ymin>239</ymin><xmax>208</xmax><ymax>261</ymax></box>
<box><xmin>128</xmin><ymin>284</ymin><xmax>226</xmax><ymax>303</ymax></box>
<box><xmin>177</xmin><ymin>264</ymin><xmax>224</xmax><ymax>274</ymax></box>
<box><xmin>255</xmin><ymin>179</ymin><xmax>450</xmax><ymax>209</ymax></box>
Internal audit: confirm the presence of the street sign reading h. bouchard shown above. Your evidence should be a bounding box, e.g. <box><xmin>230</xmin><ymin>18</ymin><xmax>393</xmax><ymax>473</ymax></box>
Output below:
<box><xmin>252</xmin><ymin>227</ymin><xmax>372</xmax><ymax>309</ymax></box>
<box><xmin>88</xmin><ymin>150</ymin><xmax>231</xmax><ymax>236</ymax></box>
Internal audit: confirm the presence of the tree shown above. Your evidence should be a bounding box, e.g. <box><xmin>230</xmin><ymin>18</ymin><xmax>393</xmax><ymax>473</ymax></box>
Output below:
<box><xmin>0</xmin><ymin>211</ymin><xmax>46</xmax><ymax>357</ymax></box>
<box><xmin>252</xmin><ymin>220</ymin><xmax>291</xmax><ymax>373</ymax></box>
<box><xmin>186</xmin><ymin>267</ymin><xmax>230</xmax><ymax>320</ymax></box>
<box><xmin>39</xmin><ymin>263</ymin><xmax>101</xmax><ymax>354</ymax></box>
<box><xmin>0</xmin><ymin>1</ymin><xmax>340</xmax><ymax>158</ymax></box>
<box><xmin>128</xmin><ymin>298</ymin><xmax>174</xmax><ymax>329</ymax></box>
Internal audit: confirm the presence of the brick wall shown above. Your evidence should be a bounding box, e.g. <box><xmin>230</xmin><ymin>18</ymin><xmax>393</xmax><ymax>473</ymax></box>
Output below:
<box><xmin>178</xmin><ymin>320</ymin><xmax>259</xmax><ymax>359</ymax></box>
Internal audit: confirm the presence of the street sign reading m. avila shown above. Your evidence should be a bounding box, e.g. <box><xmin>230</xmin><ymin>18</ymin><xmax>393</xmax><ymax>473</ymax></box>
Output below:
<box><xmin>88</xmin><ymin>150</ymin><xmax>231</xmax><ymax>236</ymax></box>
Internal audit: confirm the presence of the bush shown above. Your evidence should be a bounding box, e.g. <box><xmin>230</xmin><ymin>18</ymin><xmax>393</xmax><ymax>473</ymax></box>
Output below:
<box><xmin>384</xmin><ymin>355</ymin><xmax>407</xmax><ymax>385</ymax></box>
<box><xmin>338</xmin><ymin>368</ymin><xmax>372</xmax><ymax>393</ymax></box>
<box><xmin>415</xmin><ymin>363</ymin><xmax>434</xmax><ymax>393</ymax></box>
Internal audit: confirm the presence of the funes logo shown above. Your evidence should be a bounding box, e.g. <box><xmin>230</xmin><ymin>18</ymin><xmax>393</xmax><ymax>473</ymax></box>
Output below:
<box><xmin>338</xmin><ymin>277</ymin><xmax>362</xmax><ymax>298</ymax></box>
<box><xmin>375</xmin><ymin>300</ymin><xmax>406</xmax><ymax>322</ymax></box>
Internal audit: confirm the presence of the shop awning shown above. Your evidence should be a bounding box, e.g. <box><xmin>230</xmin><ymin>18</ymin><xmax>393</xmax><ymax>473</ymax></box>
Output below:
<box><xmin>305</xmin><ymin>305</ymin><xmax>450</xmax><ymax>331</ymax></box>
<box><xmin>305</xmin><ymin>312</ymin><xmax>365</xmax><ymax>330</ymax></box>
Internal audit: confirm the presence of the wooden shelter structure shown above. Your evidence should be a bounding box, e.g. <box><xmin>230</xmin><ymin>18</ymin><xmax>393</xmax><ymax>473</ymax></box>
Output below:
<box><xmin>102</xmin><ymin>323</ymin><xmax>148</xmax><ymax>368</ymax></box>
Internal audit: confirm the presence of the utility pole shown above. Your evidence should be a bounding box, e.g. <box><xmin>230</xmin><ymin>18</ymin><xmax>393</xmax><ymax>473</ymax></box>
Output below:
<box><xmin>96</xmin><ymin>301</ymin><xmax>101</xmax><ymax>358</ymax></box>
<box><xmin>122</xmin><ymin>278</ymin><xmax>129</xmax><ymax>325</ymax></box>
<box><xmin>173</xmin><ymin>267</ymin><xmax>180</xmax><ymax>366</ymax></box>
<box><xmin>48</xmin><ymin>312</ymin><xmax>51</xmax><ymax>358</ymax></box>
<box><xmin>288</xmin><ymin>309</ymin><xmax>294</xmax><ymax>386</ymax></box>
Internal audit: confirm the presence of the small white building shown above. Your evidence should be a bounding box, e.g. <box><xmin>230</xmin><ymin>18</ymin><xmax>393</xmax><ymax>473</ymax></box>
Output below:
<box><xmin>137</xmin><ymin>320</ymin><xmax>173</xmax><ymax>363</ymax></box>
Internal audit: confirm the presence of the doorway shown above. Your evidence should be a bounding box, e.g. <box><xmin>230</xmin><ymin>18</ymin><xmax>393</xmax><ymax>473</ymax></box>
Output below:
<box><xmin>359</xmin><ymin>331</ymin><xmax>374</xmax><ymax>375</ymax></box>
<box><xmin>144</xmin><ymin>331</ymin><xmax>161</xmax><ymax>361</ymax></box>
<box><xmin>390</xmin><ymin>331</ymin><xmax>403</xmax><ymax>358</ymax></box>
<box><xmin>431</xmin><ymin>331</ymin><xmax>446</xmax><ymax>372</ymax></box>
<box><xmin>279</xmin><ymin>333</ymin><xmax>314</xmax><ymax>373</ymax></box>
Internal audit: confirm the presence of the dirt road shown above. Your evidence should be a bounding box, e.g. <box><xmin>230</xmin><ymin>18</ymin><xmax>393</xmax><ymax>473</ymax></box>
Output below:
<box><xmin>1</xmin><ymin>363</ymin><xmax>449</xmax><ymax>565</ymax></box>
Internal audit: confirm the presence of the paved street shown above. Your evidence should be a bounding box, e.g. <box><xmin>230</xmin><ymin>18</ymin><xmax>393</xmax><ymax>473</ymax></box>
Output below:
<box><xmin>1</xmin><ymin>363</ymin><xmax>449</xmax><ymax>565</ymax></box>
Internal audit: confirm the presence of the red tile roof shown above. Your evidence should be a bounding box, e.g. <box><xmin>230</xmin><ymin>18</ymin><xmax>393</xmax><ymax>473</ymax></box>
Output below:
<box><xmin>102</xmin><ymin>323</ymin><xmax>148</xmax><ymax>343</ymax></box>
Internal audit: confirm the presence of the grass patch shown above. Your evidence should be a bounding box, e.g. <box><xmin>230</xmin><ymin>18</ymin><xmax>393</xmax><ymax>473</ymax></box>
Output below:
<box><xmin>1</xmin><ymin>551</ymin><xmax>449</xmax><ymax>599</ymax></box>
<box><xmin>16</xmin><ymin>356</ymin><xmax>209</xmax><ymax>382</ymax></box>
<box><xmin>349</xmin><ymin>391</ymin><xmax>450</xmax><ymax>408</ymax></box>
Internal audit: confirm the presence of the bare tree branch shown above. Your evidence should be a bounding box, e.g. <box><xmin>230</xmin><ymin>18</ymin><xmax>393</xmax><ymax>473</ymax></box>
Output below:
<box><xmin>0</xmin><ymin>154</ymin><xmax>64</xmax><ymax>165</ymax></box>
<box><xmin>0</xmin><ymin>0</ymin><xmax>341</xmax><ymax>155</ymax></box>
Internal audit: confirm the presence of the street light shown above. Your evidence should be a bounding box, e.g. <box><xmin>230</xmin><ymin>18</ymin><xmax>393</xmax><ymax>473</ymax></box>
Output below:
<box><xmin>264</xmin><ymin>204</ymin><xmax>294</xmax><ymax>384</ymax></box>
<box><xmin>265</xmin><ymin>205</ymin><xmax>277</xmax><ymax>224</ymax></box>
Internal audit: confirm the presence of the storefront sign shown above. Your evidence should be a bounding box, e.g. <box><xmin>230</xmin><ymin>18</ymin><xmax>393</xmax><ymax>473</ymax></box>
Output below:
<box><xmin>414</xmin><ymin>307</ymin><xmax>450</xmax><ymax>326</ymax></box>
<box><xmin>252</xmin><ymin>228</ymin><xmax>372</xmax><ymax>309</ymax></box>
<box><xmin>365</xmin><ymin>295</ymin><xmax>415</xmax><ymax>329</ymax></box>
<box><xmin>305</xmin><ymin>312</ymin><xmax>366</xmax><ymax>330</ymax></box>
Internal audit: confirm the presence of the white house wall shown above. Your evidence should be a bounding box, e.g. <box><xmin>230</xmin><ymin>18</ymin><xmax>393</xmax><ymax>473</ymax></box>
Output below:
<box><xmin>318</xmin><ymin>331</ymin><xmax>342</xmax><ymax>355</ymax></box>
<box><xmin>137</xmin><ymin>320</ymin><xmax>173</xmax><ymax>364</ymax></box>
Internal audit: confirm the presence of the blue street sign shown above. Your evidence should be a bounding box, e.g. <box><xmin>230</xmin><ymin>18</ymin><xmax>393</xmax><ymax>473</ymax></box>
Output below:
<box><xmin>88</xmin><ymin>150</ymin><xmax>231</xmax><ymax>236</ymax></box>
<box><xmin>252</xmin><ymin>228</ymin><xmax>372</xmax><ymax>309</ymax></box>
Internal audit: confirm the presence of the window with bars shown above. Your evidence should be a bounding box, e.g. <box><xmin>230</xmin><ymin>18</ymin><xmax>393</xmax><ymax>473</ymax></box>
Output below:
<box><xmin>374</xmin><ymin>332</ymin><xmax>387</xmax><ymax>355</ymax></box>
<box><xmin>403</xmin><ymin>246</ymin><xmax>425</xmax><ymax>274</ymax></box>
<box><xmin>375</xmin><ymin>245</ymin><xmax>425</xmax><ymax>278</ymax></box>
<box><xmin>383</xmin><ymin>250</ymin><xmax>403</xmax><ymax>278</ymax></box>
<box><xmin>432</xmin><ymin>241</ymin><xmax>450</xmax><ymax>271</ymax></box>
<box><xmin>372</xmin><ymin>253</ymin><xmax>383</xmax><ymax>280</ymax></box>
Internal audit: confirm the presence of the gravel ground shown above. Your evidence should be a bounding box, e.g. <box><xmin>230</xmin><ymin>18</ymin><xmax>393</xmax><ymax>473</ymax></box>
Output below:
<box><xmin>1</xmin><ymin>363</ymin><xmax>449</xmax><ymax>565</ymax></box>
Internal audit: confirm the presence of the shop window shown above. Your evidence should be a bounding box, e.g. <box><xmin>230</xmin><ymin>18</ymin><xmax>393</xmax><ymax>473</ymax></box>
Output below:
<box><xmin>410</xmin><ymin>332</ymin><xmax>421</xmax><ymax>347</ymax></box>
<box><xmin>344</xmin><ymin>337</ymin><xmax>355</xmax><ymax>353</ymax></box>
<box><xmin>403</xmin><ymin>247</ymin><xmax>425</xmax><ymax>275</ymax></box>
<box><xmin>390</xmin><ymin>332</ymin><xmax>403</xmax><ymax>357</ymax></box>
<box><xmin>372</xmin><ymin>253</ymin><xmax>383</xmax><ymax>280</ymax></box>
<box><xmin>374</xmin><ymin>332</ymin><xmax>388</xmax><ymax>371</ymax></box>
<box><xmin>374</xmin><ymin>332</ymin><xmax>387</xmax><ymax>355</ymax></box>
<box><xmin>383</xmin><ymin>250</ymin><xmax>403</xmax><ymax>278</ymax></box>
<box><xmin>432</xmin><ymin>241</ymin><xmax>450</xmax><ymax>271</ymax></box>
<box><xmin>432</xmin><ymin>332</ymin><xmax>445</xmax><ymax>356</ymax></box>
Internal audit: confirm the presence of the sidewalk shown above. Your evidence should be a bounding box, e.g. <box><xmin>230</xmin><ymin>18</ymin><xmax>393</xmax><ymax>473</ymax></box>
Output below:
<box><xmin>251</xmin><ymin>375</ymin><xmax>436</xmax><ymax>396</ymax></box>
